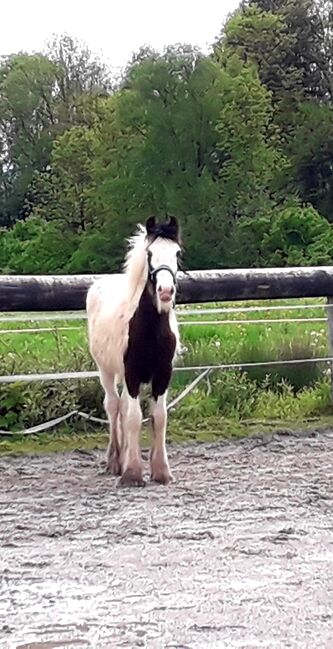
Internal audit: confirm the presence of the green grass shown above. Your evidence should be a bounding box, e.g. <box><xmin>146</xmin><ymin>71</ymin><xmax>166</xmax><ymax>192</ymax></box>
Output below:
<box><xmin>0</xmin><ymin>297</ymin><xmax>332</xmax><ymax>455</ymax></box>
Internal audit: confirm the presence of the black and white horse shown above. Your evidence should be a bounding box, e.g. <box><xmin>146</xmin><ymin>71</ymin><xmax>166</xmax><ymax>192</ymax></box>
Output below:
<box><xmin>86</xmin><ymin>216</ymin><xmax>182</xmax><ymax>487</ymax></box>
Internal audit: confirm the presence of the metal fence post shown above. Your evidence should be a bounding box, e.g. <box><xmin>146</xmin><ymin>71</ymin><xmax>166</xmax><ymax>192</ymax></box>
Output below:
<box><xmin>327</xmin><ymin>297</ymin><xmax>333</xmax><ymax>403</ymax></box>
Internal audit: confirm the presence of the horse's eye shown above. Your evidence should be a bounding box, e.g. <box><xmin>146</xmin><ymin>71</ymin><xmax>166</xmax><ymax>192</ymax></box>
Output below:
<box><xmin>147</xmin><ymin>250</ymin><xmax>152</xmax><ymax>262</ymax></box>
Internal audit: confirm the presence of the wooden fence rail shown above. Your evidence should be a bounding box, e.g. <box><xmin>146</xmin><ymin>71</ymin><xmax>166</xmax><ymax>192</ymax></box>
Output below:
<box><xmin>2</xmin><ymin>266</ymin><xmax>333</xmax><ymax>402</ymax></box>
<box><xmin>2</xmin><ymin>266</ymin><xmax>333</xmax><ymax>311</ymax></box>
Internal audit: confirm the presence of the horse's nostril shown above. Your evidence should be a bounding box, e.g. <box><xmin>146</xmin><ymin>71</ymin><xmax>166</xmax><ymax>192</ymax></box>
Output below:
<box><xmin>158</xmin><ymin>286</ymin><xmax>174</xmax><ymax>295</ymax></box>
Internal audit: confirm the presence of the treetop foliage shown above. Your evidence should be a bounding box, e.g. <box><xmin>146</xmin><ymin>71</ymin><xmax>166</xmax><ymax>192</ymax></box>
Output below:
<box><xmin>1</xmin><ymin>1</ymin><xmax>333</xmax><ymax>274</ymax></box>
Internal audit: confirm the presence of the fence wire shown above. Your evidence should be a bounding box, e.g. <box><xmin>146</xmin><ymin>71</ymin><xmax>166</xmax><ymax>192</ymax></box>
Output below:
<box><xmin>0</xmin><ymin>355</ymin><xmax>331</xmax><ymax>385</ymax></box>
<box><xmin>0</xmin><ymin>301</ymin><xmax>332</xmax><ymax>324</ymax></box>
<box><xmin>0</xmin><ymin>317</ymin><xmax>329</xmax><ymax>335</ymax></box>
<box><xmin>0</xmin><ymin>369</ymin><xmax>211</xmax><ymax>436</ymax></box>
<box><xmin>1</xmin><ymin>300</ymin><xmax>332</xmax><ymax>436</ymax></box>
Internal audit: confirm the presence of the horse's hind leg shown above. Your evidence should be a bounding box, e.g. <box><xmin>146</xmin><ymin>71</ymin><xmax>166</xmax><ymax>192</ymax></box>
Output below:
<box><xmin>100</xmin><ymin>370</ymin><xmax>121</xmax><ymax>475</ymax></box>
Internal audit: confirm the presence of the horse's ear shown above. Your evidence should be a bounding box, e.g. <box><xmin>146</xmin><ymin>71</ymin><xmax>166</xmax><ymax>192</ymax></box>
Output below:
<box><xmin>167</xmin><ymin>215</ymin><xmax>180</xmax><ymax>238</ymax></box>
<box><xmin>146</xmin><ymin>215</ymin><xmax>157</xmax><ymax>235</ymax></box>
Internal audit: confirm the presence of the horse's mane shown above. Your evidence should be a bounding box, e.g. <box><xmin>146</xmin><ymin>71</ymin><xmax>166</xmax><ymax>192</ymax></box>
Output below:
<box><xmin>122</xmin><ymin>224</ymin><xmax>148</xmax><ymax>293</ymax></box>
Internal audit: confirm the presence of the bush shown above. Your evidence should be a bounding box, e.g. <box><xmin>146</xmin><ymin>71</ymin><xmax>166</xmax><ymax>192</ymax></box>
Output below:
<box><xmin>228</xmin><ymin>204</ymin><xmax>333</xmax><ymax>269</ymax></box>
<box><xmin>262</xmin><ymin>205</ymin><xmax>333</xmax><ymax>266</ymax></box>
<box><xmin>0</xmin><ymin>217</ymin><xmax>79</xmax><ymax>273</ymax></box>
<box><xmin>67</xmin><ymin>225</ymin><xmax>124</xmax><ymax>273</ymax></box>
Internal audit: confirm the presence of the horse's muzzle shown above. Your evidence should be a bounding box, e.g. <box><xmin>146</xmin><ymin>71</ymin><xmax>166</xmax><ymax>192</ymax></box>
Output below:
<box><xmin>158</xmin><ymin>287</ymin><xmax>174</xmax><ymax>303</ymax></box>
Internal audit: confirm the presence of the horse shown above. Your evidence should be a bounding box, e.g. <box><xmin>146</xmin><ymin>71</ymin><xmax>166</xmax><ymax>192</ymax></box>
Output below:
<box><xmin>86</xmin><ymin>215</ymin><xmax>183</xmax><ymax>487</ymax></box>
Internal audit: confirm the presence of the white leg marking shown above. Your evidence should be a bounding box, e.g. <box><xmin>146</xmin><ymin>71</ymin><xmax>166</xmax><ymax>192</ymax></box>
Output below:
<box><xmin>119</xmin><ymin>387</ymin><xmax>144</xmax><ymax>487</ymax></box>
<box><xmin>150</xmin><ymin>393</ymin><xmax>173</xmax><ymax>485</ymax></box>
<box><xmin>100</xmin><ymin>370</ymin><xmax>121</xmax><ymax>475</ymax></box>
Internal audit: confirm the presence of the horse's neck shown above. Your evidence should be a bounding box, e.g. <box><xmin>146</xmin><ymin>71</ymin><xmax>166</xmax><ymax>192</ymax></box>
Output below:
<box><xmin>129</xmin><ymin>286</ymin><xmax>181</xmax><ymax>362</ymax></box>
<box><xmin>126</xmin><ymin>270</ymin><xmax>149</xmax><ymax>318</ymax></box>
<box><xmin>135</xmin><ymin>286</ymin><xmax>169</xmax><ymax>331</ymax></box>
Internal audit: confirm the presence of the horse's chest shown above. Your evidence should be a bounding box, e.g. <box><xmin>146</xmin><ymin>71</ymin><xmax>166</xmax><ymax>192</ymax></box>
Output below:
<box><xmin>124</xmin><ymin>307</ymin><xmax>176</xmax><ymax>396</ymax></box>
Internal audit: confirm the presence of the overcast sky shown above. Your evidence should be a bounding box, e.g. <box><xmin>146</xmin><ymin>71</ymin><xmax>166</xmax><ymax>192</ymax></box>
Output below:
<box><xmin>3</xmin><ymin>0</ymin><xmax>240</xmax><ymax>72</ymax></box>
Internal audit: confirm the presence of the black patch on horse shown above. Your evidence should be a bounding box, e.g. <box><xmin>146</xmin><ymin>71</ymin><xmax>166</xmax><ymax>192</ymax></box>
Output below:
<box><xmin>124</xmin><ymin>287</ymin><xmax>176</xmax><ymax>400</ymax></box>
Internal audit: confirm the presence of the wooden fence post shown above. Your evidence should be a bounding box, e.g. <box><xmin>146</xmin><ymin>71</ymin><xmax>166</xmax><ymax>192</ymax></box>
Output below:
<box><xmin>327</xmin><ymin>297</ymin><xmax>333</xmax><ymax>403</ymax></box>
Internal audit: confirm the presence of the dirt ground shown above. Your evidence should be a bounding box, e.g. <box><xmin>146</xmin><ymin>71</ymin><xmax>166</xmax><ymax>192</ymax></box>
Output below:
<box><xmin>1</xmin><ymin>430</ymin><xmax>333</xmax><ymax>649</ymax></box>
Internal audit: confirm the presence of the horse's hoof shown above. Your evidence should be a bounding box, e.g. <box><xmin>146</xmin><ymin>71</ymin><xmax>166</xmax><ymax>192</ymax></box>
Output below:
<box><xmin>105</xmin><ymin>453</ymin><xmax>122</xmax><ymax>476</ymax></box>
<box><xmin>150</xmin><ymin>454</ymin><xmax>173</xmax><ymax>485</ymax></box>
<box><xmin>151</xmin><ymin>468</ymin><xmax>174</xmax><ymax>485</ymax></box>
<box><xmin>118</xmin><ymin>468</ymin><xmax>145</xmax><ymax>488</ymax></box>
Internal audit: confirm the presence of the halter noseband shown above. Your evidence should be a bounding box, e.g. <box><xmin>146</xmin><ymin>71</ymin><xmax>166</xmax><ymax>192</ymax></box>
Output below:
<box><xmin>148</xmin><ymin>264</ymin><xmax>177</xmax><ymax>285</ymax></box>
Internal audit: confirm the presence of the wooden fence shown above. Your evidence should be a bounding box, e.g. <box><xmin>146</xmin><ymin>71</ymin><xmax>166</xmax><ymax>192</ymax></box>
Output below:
<box><xmin>2</xmin><ymin>266</ymin><xmax>333</xmax><ymax>311</ymax></box>
<box><xmin>2</xmin><ymin>266</ymin><xmax>333</xmax><ymax>432</ymax></box>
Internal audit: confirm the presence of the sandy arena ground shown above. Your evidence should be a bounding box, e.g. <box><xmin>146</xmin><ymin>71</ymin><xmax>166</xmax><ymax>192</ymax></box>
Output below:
<box><xmin>1</xmin><ymin>430</ymin><xmax>333</xmax><ymax>648</ymax></box>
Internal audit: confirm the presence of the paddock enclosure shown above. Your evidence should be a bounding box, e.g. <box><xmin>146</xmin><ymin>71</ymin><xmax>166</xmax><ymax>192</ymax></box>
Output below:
<box><xmin>1</xmin><ymin>267</ymin><xmax>333</xmax><ymax>647</ymax></box>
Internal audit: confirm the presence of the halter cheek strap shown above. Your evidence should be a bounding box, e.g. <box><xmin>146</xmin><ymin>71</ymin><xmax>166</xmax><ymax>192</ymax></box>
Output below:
<box><xmin>148</xmin><ymin>264</ymin><xmax>177</xmax><ymax>285</ymax></box>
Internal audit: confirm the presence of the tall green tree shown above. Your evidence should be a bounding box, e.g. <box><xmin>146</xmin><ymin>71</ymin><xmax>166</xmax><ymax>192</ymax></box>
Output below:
<box><xmin>0</xmin><ymin>36</ymin><xmax>112</xmax><ymax>227</ymax></box>
<box><xmin>284</xmin><ymin>101</ymin><xmax>333</xmax><ymax>219</ymax></box>
<box><xmin>214</xmin><ymin>6</ymin><xmax>301</xmax><ymax>103</ymax></box>
<box><xmin>92</xmin><ymin>48</ymin><xmax>286</xmax><ymax>267</ymax></box>
<box><xmin>243</xmin><ymin>0</ymin><xmax>330</xmax><ymax>101</ymax></box>
<box><xmin>214</xmin><ymin>0</ymin><xmax>332</xmax><ymax>130</ymax></box>
<box><xmin>0</xmin><ymin>54</ymin><xmax>58</xmax><ymax>225</ymax></box>
<box><xmin>214</xmin><ymin>0</ymin><xmax>333</xmax><ymax>220</ymax></box>
<box><xmin>30</xmin><ymin>125</ymin><xmax>98</xmax><ymax>232</ymax></box>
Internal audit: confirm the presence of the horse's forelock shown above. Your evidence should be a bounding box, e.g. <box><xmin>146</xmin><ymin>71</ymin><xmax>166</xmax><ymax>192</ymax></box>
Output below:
<box><xmin>147</xmin><ymin>224</ymin><xmax>181</xmax><ymax>246</ymax></box>
<box><xmin>145</xmin><ymin>215</ymin><xmax>181</xmax><ymax>246</ymax></box>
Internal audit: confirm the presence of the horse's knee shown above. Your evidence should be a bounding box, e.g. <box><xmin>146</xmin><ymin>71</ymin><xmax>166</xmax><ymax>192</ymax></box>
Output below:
<box><xmin>151</xmin><ymin>394</ymin><xmax>167</xmax><ymax>431</ymax></box>
<box><xmin>153</xmin><ymin>402</ymin><xmax>167</xmax><ymax>426</ymax></box>
<box><xmin>104</xmin><ymin>392</ymin><xmax>119</xmax><ymax>418</ymax></box>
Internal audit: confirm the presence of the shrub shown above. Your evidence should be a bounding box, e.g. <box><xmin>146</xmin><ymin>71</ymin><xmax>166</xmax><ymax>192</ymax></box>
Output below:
<box><xmin>262</xmin><ymin>205</ymin><xmax>333</xmax><ymax>266</ymax></box>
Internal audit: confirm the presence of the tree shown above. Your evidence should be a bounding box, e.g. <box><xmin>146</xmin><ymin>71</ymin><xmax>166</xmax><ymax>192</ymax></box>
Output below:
<box><xmin>216</xmin><ymin>61</ymin><xmax>287</xmax><ymax>219</ymax></box>
<box><xmin>315</xmin><ymin>0</ymin><xmax>333</xmax><ymax>101</ymax></box>
<box><xmin>92</xmin><ymin>49</ymin><xmax>286</xmax><ymax>268</ymax></box>
<box><xmin>33</xmin><ymin>125</ymin><xmax>98</xmax><ymax>232</ymax></box>
<box><xmin>213</xmin><ymin>0</ymin><xmax>332</xmax><ymax>147</ymax></box>
<box><xmin>243</xmin><ymin>0</ymin><xmax>330</xmax><ymax>101</ymax></box>
<box><xmin>46</xmin><ymin>34</ymin><xmax>112</xmax><ymax>128</ymax></box>
<box><xmin>213</xmin><ymin>1</ymin><xmax>333</xmax><ymax>224</ymax></box>
<box><xmin>0</xmin><ymin>36</ymin><xmax>112</xmax><ymax>227</ymax></box>
<box><xmin>214</xmin><ymin>6</ymin><xmax>302</xmax><ymax>103</ymax></box>
<box><xmin>47</xmin><ymin>34</ymin><xmax>112</xmax><ymax>96</ymax></box>
<box><xmin>0</xmin><ymin>217</ymin><xmax>78</xmax><ymax>273</ymax></box>
<box><xmin>67</xmin><ymin>225</ymin><xmax>125</xmax><ymax>273</ymax></box>
<box><xmin>2</xmin><ymin>30</ymin><xmax>323</xmax><ymax>273</ymax></box>
<box><xmin>0</xmin><ymin>54</ymin><xmax>59</xmax><ymax>225</ymax></box>
<box><xmin>284</xmin><ymin>102</ymin><xmax>333</xmax><ymax>219</ymax></box>
<box><xmin>94</xmin><ymin>49</ymin><xmax>224</xmax><ymax>264</ymax></box>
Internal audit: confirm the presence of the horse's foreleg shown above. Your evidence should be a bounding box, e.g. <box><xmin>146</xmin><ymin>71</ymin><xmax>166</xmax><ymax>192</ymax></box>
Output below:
<box><xmin>119</xmin><ymin>386</ymin><xmax>145</xmax><ymax>487</ymax></box>
<box><xmin>150</xmin><ymin>392</ymin><xmax>173</xmax><ymax>485</ymax></box>
<box><xmin>100</xmin><ymin>370</ymin><xmax>121</xmax><ymax>475</ymax></box>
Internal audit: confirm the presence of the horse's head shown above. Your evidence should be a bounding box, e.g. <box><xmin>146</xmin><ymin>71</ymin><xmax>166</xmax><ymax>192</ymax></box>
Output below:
<box><xmin>145</xmin><ymin>215</ymin><xmax>182</xmax><ymax>313</ymax></box>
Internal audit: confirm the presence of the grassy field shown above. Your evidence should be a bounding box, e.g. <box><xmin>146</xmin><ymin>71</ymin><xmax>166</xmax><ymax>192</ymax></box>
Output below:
<box><xmin>1</xmin><ymin>297</ymin><xmax>332</xmax><ymax>454</ymax></box>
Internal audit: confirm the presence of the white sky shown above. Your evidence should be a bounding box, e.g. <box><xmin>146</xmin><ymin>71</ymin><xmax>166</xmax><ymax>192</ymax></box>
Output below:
<box><xmin>3</xmin><ymin>0</ymin><xmax>239</xmax><ymax>72</ymax></box>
